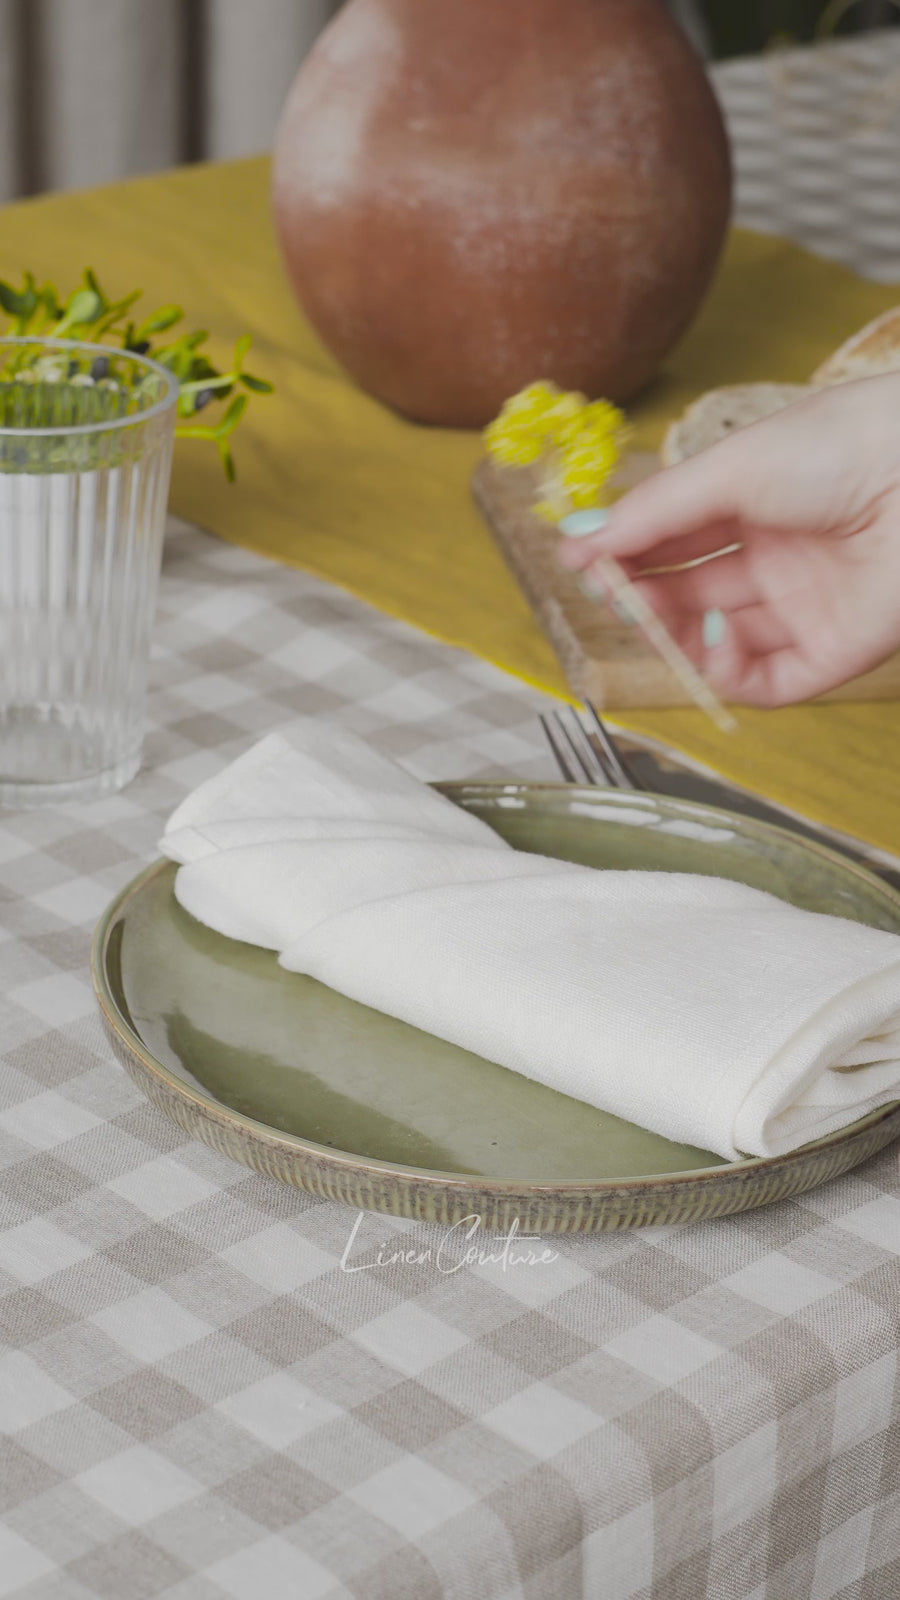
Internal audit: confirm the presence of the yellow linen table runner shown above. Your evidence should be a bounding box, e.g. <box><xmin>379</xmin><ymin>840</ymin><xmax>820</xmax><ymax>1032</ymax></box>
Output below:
<box><xmin>1</xmin><ymin>157</ymin><xmax>899</xmax><ymax>855</ymax></box>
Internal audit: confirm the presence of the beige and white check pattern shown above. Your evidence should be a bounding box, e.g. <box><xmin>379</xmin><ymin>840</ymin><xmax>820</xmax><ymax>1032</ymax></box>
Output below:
<box><xmin>716</xmin><ymin>31</ymin><xmax>900</xmax><ymax>284</ymax></box>
<box><xmin>4</xmin><ymin>35</ymin><xmax>900</xmax><ymax>1600</ymax></box>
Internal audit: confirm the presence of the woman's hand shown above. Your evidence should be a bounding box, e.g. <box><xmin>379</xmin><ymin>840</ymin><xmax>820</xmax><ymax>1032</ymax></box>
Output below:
<box><xmin>557</xmin><ymin>374</ymin><xmax>900</xmax><ymax>706</ymax></box>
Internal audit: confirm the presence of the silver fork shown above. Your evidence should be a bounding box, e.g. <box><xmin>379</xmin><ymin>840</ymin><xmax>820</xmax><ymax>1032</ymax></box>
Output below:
<box><xmin>539</xmin><ymin>701</ymin><xmax>639</xmax><ymax>791</ymax></box>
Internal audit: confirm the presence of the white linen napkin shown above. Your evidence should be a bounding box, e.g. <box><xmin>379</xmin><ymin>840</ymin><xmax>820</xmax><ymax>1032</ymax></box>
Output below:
<box><xmin>159</xmin><ymin>723</ymin><xmax>900</xmax><ymax>1161</ymax></box>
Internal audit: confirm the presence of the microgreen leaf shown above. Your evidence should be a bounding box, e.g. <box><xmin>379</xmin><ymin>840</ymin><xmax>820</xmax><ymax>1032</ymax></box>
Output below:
<box><xmin>0</xmin><ymin>268</ymin><xmax>271</xmax><ymax>479</ymax></box>
<box><xmin>0</xmin><ymin>276</ymin><xmax>37</xmax><ymax>318</ymax></box>
<box><xmin>66</xmin><ymin>288</ymin><xmax>103</xmax><ymax>324</ymax></box>
<box><xmin>219</xmin><ymin>440</ymin><xmax>236</xmax><ymax>482</ymax></box>
<box><xmin>239</xmin><ymin>372</ymin><xmax>273</xmax><ymax>393</ymax></box>
<box><xmin>214</xmin><ymin>393</ymin><xmax>248</xmax><ymax>438</ymax></box>
<box><xmin>134</xmin><ymin>304</ymin><xmax>182</xmax><ymax>338</ymax></box>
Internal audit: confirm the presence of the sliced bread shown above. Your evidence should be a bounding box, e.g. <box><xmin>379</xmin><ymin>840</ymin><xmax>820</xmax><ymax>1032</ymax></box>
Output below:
<box><xmin>812</xmin><ymin>306</ymin><xmax>900</xmax><ymax>385</ymax></box>
<box><xmin>660</xmin><ymin>383</ymin><xmax>812</xmax><ymax>466</ymax></box>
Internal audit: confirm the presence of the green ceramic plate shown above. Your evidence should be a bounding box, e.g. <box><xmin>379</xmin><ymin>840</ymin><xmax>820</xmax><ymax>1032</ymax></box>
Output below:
<box><xmin>92</xmin><ymin>784</ymin><xmax>900</xmax><ymax>1232</ymax></box>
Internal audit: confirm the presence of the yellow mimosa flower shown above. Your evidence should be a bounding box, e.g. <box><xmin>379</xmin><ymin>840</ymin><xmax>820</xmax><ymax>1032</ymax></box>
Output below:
<box><xmin>484</xmin><ymin>380</ymin><xmax>628</xmax><ymax>517</ymax></box>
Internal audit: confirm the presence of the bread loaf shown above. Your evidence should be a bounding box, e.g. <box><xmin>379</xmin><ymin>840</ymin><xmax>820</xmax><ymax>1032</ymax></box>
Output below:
<box><xmin>661</xmin><ymin>383</ymin><xmax>812</xmax><ymax>466</ymax></box>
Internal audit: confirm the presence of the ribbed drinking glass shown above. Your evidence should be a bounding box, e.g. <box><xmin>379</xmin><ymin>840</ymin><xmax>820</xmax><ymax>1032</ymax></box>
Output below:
<box><xmin>0</xmin><ymin>338</ymin><xmax>178</xmax><ymax>806</ymax></box>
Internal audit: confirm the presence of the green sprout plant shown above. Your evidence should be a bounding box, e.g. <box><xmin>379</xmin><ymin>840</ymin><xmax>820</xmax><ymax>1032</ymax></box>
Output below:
<box><xmin>0</xmin><ymin>268</ymin><xmax>272</xmax><ymax>479</ymax></box>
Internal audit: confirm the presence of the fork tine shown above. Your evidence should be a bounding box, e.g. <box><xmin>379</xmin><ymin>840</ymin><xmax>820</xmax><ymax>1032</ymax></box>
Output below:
<box><xmin>541</xmin><ymin>705</ymin><xmax>628</xmax><ymax>789</ymax></box>
<box><xmin>552</xmin><ymin>708</ymin><xmax>609</xmax><ymax>786</ymax></box>
<box><xmin>539</xmin><ymin>712</ymin><xmax>578</xmax><ymax>783</ymax></box>
<box><xmin>583</xmin><ymin>701</ymin><xmax>638</xmax><ymax>790</ymax></box>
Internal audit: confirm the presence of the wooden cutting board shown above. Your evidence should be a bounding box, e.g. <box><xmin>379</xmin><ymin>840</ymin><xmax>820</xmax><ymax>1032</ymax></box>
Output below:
<box><xmin>471</xmin><ymin>453</ymin><xmax>900</xmax><ymax>708</ymax></box>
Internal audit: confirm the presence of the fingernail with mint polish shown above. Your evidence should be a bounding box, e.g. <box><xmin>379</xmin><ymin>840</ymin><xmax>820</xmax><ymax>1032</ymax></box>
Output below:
<box><xmin>559</xmin><ymin>508</ymin><xmax>610</xmax><ymax>539</ymax></box>
<box><xmin>557</xmin><ymin>507</ymin><xmax>610</xmax><ymax>567</ymax></box>
<box><xmin>702</xmin><ymin>608</ymin><xmax>726</xmax><ymax>649</ymax></box>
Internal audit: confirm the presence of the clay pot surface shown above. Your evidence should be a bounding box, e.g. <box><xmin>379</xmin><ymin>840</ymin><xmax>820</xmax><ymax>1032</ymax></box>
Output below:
<box><xmin>272</xmin><ymin>0</ymin><xmax>732</xmax><ymax>427</ymax></box>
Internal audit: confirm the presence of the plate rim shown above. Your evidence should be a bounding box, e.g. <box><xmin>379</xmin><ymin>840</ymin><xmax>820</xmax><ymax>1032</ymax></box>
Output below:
<box><xmin>91</xmin><ymin>781</ymin><xmax>900</xmax><ymax>1199</ymax></box>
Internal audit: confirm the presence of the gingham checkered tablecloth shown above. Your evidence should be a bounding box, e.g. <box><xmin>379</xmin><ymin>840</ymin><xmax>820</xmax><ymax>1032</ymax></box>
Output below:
<box><xmin>4</xmin><ymin>36</ymin><xmax>900</xmax><ymax>1600</ymax></box>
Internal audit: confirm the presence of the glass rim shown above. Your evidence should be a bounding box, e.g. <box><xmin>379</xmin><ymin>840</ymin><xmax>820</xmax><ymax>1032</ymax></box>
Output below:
<box><xmin>0</xmin><ymin>336</ymin><xmax>180</xmax><ymax>437</ymax></box>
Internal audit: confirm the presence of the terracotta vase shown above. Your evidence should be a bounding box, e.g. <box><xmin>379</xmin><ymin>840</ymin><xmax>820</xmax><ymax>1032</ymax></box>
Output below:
<box><xmin>272</xmin><ymin>0</ymin><xmax>731</xmax><ymax>428</ymax></box>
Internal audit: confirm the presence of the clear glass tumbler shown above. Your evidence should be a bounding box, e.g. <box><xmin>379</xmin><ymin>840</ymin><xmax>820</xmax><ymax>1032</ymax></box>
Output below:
<box><xmin>0</xmin><ymin>338</ymin><xmax>178</xmax><ymax>807</ymax></box>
